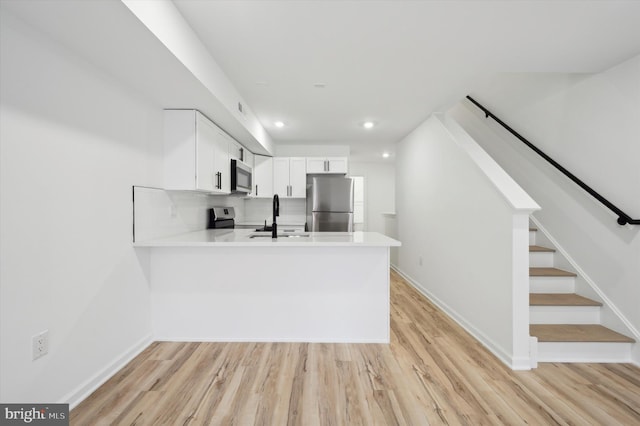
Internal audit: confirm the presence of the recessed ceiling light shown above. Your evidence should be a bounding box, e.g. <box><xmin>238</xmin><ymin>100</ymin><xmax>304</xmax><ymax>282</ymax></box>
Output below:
<box><xmin>313</xmin><ymin>83</ymin><xmax>327</xmax><ymax>88</ymax></box>
<box><xmin>363</xmin><ymin>121</ymin><xmax>375</xmax><ymax>129</ymax></box>
<box><xmin>382</xmin><ymin>152</ymin><xmax>390</xmax><ymax>158</ymax></box>
<box><xmin>274</xmin><ymin>121</ymin><xmax>285</xmax><ymax>128</ymax></box>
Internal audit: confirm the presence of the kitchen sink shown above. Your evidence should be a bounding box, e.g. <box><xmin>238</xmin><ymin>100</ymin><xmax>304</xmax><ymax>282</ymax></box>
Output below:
<box><xmin>249</xmin><ymin>233</ymin><xmax>310</xmax><ymax>239</ymax></box>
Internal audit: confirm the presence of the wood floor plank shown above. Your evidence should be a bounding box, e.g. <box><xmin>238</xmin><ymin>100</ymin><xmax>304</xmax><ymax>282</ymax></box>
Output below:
<box><xmin>71</xmin><ymin>270</ymin><xmax>640</xmax><ymax>425</ymax></box>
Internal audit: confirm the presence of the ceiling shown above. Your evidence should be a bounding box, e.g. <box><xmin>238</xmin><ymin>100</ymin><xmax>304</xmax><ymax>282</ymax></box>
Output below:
<box><xmin>173</xmin><ymin>0</ymin><xmax>640</xmax><ymax>161</ymax></box>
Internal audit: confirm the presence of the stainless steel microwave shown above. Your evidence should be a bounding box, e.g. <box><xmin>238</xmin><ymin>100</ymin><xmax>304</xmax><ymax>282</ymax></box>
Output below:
<box><xmin>230</xmin><ymin>159</ymin><xmax>252</xmax><ymax>194</ymax></box>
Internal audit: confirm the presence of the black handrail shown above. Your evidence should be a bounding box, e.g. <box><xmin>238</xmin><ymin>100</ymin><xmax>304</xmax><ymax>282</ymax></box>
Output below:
<box><xmin>466</xmin><ymin>95</ymin><xmax>639</xmax><ymax>226</ymax></box>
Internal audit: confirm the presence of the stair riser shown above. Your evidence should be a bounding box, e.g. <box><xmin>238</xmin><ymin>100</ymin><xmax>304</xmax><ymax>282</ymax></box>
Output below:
<box><xmin>529</xmin><ymin>277</ymin><xmax>576</xmax><ymax>293</ymax></box>
<box><xmin>529</xmin><ymin>252</ymin><xmax>554</xmax><ymax>267</ymax></box>
<box><xmin>536</xmin><ymin>342</ymin><xmax>632</xmax><ymax>363</ymax></box>
<box><xmin>530</xmin><ymin>306</ymin><xmax>600</xmax><ymax>324</ymax></box>
<box><xmin>529</xmin><ymin>231</ymin><xmax>536</xmax><ymax>245</ymax></box>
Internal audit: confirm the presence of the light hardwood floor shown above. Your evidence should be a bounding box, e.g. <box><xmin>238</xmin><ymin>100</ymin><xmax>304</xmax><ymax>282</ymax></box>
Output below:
<box><xmin>71</xmin><ymin>270</ymin><xmax>640</xmax><ymax>425</ymax></box>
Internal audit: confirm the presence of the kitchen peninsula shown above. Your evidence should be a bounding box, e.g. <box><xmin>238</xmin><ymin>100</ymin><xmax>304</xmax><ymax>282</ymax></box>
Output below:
<box><xmin>134</xmin><ymin>229</ymin><xmax>400</xmax><ymax>343</ymax></box>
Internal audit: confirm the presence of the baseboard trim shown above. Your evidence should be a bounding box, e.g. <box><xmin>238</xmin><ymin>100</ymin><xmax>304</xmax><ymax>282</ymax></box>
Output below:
<box><xmin>61</xmin><ymin>333</ymin><xmax>153</xmax><ymax>410</ymax></box>
<box><xmin>391</xmin><ymin>266</ymin><xmax>530</xmax><ymax>370</ymax></box>
<box><xmin>153</xmin><ymin>337</ymin><xmax>390</xmax><ymax>344</ymax></box>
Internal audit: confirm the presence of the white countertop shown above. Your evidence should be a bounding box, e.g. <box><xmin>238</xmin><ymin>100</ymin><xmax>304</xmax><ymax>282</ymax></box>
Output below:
<box><xmin>133</xmin><ymin>229</ymin><xmax>401</xmax><ymax>247</ymax></box>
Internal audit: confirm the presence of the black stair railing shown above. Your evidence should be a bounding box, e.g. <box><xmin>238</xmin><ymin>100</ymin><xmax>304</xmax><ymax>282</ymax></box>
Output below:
<box><xmin>466</xmin><ymin>95</ymin><xmax>639</xmax><ymax>226</ymax></box>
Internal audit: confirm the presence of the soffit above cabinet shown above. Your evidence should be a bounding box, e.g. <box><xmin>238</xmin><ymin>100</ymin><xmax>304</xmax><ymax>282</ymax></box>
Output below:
<box><xmin>1</xmin><ymin>0</ymin><xmax>273</xmax><ymax>156</ymax></box>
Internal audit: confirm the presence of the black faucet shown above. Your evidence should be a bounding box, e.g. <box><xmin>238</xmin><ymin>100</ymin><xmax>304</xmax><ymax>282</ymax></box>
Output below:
<box><xmin>272</xmin><ymin>194</ymin><xmax>280</xmax><ymax>238</ymax></box>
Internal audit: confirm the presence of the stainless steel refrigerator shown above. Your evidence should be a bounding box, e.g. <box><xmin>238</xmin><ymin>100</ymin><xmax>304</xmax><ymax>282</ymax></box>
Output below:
<box><xmin>306</xmin><ymin>176</ymin><xmax>354</xmax><ymax>231</ymax></box>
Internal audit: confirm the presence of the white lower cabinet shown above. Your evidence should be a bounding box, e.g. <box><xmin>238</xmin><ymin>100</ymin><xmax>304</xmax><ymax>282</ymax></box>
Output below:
<box><xmin>164</xmin><ymin>109</ymin><xmax>230</xmax><ymax>194</ymax></box>
<box><xmin>273</xmin><ymin>157</ymin><xmax>306</xmax><ymax>198</ymax></box>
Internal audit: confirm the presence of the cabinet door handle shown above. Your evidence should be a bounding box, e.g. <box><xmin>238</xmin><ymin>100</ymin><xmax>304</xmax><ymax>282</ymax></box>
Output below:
<box><xmin>256</xmin><ymin>184</ymin><xmax>258</xmax><ymax>196</ymax></box>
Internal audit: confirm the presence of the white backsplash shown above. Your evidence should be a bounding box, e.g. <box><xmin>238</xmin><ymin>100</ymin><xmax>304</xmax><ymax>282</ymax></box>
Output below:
<box><xmin>242</xmin><ymin>198</ymin><xmax>306</xmax><ymax>225</ymax></box>
<box><xmin>133</xmin><ymin>186</ymin><xmax>246</xmax><ymax>242</ymax></box>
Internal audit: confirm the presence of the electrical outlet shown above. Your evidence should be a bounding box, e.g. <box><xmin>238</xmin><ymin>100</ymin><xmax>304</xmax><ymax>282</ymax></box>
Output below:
<box><xmin>32</xmin><ymin>330</ymin><xmax>49</xmax><ymax>361</ymax></box>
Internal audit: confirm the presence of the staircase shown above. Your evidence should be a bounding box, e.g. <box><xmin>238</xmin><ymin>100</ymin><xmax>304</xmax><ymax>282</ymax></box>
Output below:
<box><xmin>528</xmin><ymin>227</ymin><xmax>635</xmax><ymax>363</ymax></box>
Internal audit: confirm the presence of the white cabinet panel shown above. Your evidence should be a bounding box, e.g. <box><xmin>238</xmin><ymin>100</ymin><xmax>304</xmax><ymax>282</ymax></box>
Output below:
<box><xmin>306</xmin><ymin>157</ymin><xmax>348</xmax><ymax>174</ymax></box>
<box><xmin>273</xmin><ymin>157</ymin><xmax>290</xmax><ymax>197</ymax></box>
<box><xmin>164</xmin><ymin>109</ymin><xmax>231</xmax><ymax>194</ymax></box>
<box><xmin>274</xmin><ymin>157</ymin><xmax>306</xmax><ymax>198</ymax></box>
<box><xmin>253</xmin><ymin>155</ymin><xmax>273</xmax><ymax>198</ymax></box>
<box><xmin>195</xmin><ymin>116</ymin><xmax>216</xmax><ymax>192</ymax></box>
<box><xmin>326</xmin><ymin>157</ymin><xmax>348</xmax><ymax>174</ymax></box>
<box><xmin>211</xmin><ymin>126</ymin><xmax>230</xmax><ymax>194</ymax></box>
<box><xmin>228</xmin><ymin>140</ymin><xmax>243</xmax><ymax>161</ymax></box>
<box><xmin>306</xmin><ymin>158</ymin><xmax>326</xmax><ymax>174</ymax></box>
<box><xmin>289</xmin><ymin>157</ymin><xmax>307</xmax><ymax>197</ymax></box>
<box><xmin>244</xmin><ymin>150</ymin><xmax>254</xmax><ymax>169</ymax></box>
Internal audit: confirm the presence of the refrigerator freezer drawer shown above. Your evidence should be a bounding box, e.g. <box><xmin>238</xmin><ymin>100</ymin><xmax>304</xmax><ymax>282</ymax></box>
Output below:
<box><xmin>311</xmin><ymin>212</ymin><xmax>353</xmax><ymax>232</ymax></box>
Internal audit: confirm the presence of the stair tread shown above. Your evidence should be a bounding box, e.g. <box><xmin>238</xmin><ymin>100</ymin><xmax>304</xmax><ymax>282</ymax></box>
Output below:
<box><xmin>530</xmin><ymin>293</ymin><xmax>602</xmax><ymax>306</ymax></box>
<box><xmin>529</xmin><ymin>245</ymin><xmax>555</xmax><ymax>252</ymax></box>
<box><xmin>530</xmin><ymin>324</ymin><xmax>634</xmax><ymax>343</ymax></box>
<box><xmin>530</xmin><ymin>267</ymin><xmax>576</xmax><ymax>277</ymax></box>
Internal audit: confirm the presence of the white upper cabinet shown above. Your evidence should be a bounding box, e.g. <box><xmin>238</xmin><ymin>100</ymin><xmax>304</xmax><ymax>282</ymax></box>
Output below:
<box><xmin>252</xmin><ymin>155</ymin><xmax>273</xmax><ymax>198</ymax></box>
<box><xmin>228</xmin><ymin>139</ymin><xmax>242</xmax><ymax>161</ymax></box>
<box><xmin>306</xmin><ymin>158</ymin><xmax>326</xmax><ymax>174</ymax></box>
<box><xmin>211</xmin><ymin>124</ymin><xmax>231</xmax><ymax>194</ymax></box>
<box><xmin>306</xmin><ymin>157</ymin><xmax>348</xmax><ymax>174</ymax></box>
<box><xmin>273</xmin><ymin>157</ymin><xmax>306</xmax><ymax>198</ymax></box>
<box><xmin>289</xmin><ymin>157</ymin><xmax>307</xmax><ymax>197</ymax></box>
<box><xmin>243</xmin><ymin>150</ymin><xmax>254</xmax><ymax>169</ymax></box>
<box><xmin>163</xmin><ymin>109</ymin><xmax>230</xmax><ymax>194</ymax></box>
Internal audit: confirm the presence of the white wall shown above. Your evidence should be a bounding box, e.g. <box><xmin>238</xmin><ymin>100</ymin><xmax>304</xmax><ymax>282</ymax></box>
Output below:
<box><xmin>451</xmin><ymin>56</ymin><xmax>640</xmax><ymax>360</ymax></box>
<box><xmin>274</xmin><ymin>144</ymin><xmax>350</xmax><ymax>158</ymax></box>
<box><xmin>349</xmin><ymin>161</ymin><xmax>395</xmax><ymax>234</ymax></box>
<box><xmin>0</xmin><ymin>11</ymin><xmax>160</xmax><ymax>404</ymax></box>
<box><xmin>242</xmin><ymin>198</ymin><xmax>306</xmax><ymax>226</ymax></box>
<box><xmin>133</xmin><ymin>187</ymin><xmax>246</xmax><ymax>242</ymax></box>
<box><xmin>395</xmin><ymin>114</ymin><xmax>537</xmax><ymax>369</ymax></box>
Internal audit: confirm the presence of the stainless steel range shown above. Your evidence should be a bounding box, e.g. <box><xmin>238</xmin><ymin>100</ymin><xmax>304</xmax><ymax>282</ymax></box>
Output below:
<box><xmin>207</xmin><ymin>206</ymin><xmax>235</xmax><ymax>229</ymax></box>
